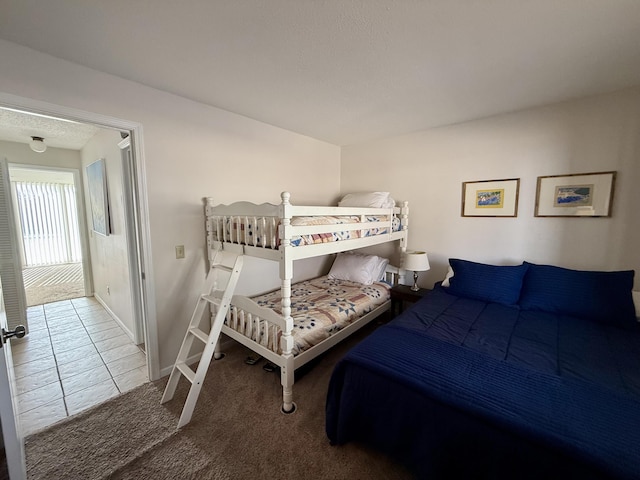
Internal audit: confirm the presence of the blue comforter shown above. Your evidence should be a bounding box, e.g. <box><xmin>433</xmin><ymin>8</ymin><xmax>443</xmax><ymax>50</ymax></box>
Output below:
<box><xmin>326</xmin><ymin>287</ymin><xmax>640</xmax><ymax>479</ymax></box>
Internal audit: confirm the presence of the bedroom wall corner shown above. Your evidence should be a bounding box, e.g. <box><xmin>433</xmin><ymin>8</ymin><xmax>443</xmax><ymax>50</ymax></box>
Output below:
<box><xmin>0</xmin><ymin>39</ymin><xmax>341</xmax><ymax>373</ymax></box>
<box><xmin>340</xmin><ymin>86</ymin><xmax>640</xmax><ymax>290</ymax></box>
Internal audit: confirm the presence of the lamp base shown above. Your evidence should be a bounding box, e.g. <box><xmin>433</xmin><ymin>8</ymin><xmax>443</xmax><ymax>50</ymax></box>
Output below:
<box><xmin>411</xmin><ymin>271</ymin><xmax>420</xmax><ymax>291</ymax></box>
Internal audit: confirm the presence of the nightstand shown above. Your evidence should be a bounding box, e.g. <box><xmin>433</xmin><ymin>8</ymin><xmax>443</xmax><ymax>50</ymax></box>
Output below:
<box><xmin>390</xmin><ymin>284</ymin><xmax>431</xmax><ymax>316</ymax></box>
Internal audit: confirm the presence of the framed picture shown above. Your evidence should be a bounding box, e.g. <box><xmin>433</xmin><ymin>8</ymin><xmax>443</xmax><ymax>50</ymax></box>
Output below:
<box><xmin>535</xmin><ymin>171</ymin><xmax>616</xmax><ymax>217</ymax></box>
<box><xmin>86</xmin><ymin>158</ymin><xmax>111</xmax><ymax>235</ymax></box>
<box><xmin>461</xmin><ymin>178</ymin><xmax>520</xmax><ymax>217</ymax></box>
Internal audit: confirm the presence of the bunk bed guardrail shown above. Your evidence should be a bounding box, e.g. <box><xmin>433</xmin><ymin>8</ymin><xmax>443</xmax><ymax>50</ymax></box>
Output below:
<box><xmin>205</xmin><ymin>192</ymin><xmax>408</xmax><ymax>255</ymax></box>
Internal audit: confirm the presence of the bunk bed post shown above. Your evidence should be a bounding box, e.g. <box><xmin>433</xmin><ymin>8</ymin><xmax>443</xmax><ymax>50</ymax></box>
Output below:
<box><xmin>399</xmin><ymin>200</ymin><xmax>409</xmax><ymax>285</ymax></box>
<box><xmin>400</xmin><ymin>200</ymin><xmax>409</xmax><ymax>238</ymax></box>
<box><xmin>205</xmin><ymin>198</ymin><xmax>215</xmax><ymax>263</ymax></box>
<box><xmin>205</xmin><ymin>198</ymin><xmax>217</xmax><ymax>350</ymax></box>
<box><xmin>213</xmin><ymin>338</ymin><xmax>223</xmax><ymax>360</ymax></box>
<box><xmin>279</xmin><ymin>192</ymin><xmax>296</xmax><ymax>413</ymax></box>
<box><xmin>206</xmin><ymin>198</ymin><xmax>226</xmax><ymax>361</ymax></box>
<box><xmin>401</xmin><ymin>201</ymin><xmax>409</xmax><ymax>252</ymax></box>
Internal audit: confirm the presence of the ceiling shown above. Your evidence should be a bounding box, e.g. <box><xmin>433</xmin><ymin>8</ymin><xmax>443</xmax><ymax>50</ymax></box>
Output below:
<box><xmin>1</xmin><ymin>1</ymin><xmax>640</xmax><ymax>146</ymax></box>
<box><xmin>0</xmin><ymin>108</ymin><xmax>99</xmax><ymax>150</ymax></box>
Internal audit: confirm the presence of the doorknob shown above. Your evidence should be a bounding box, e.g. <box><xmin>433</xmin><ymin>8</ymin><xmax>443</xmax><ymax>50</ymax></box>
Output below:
<box><xmin>2</xmin><ymin>326</ymin><xmax>26</xmax><ymax>343</ymax></box>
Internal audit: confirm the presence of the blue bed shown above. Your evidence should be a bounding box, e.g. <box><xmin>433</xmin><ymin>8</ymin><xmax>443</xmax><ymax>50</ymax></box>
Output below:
<box><xmin>326</xmin><ymin>260</ymin><xmax>640</xmax><ymax>479</ymax></box>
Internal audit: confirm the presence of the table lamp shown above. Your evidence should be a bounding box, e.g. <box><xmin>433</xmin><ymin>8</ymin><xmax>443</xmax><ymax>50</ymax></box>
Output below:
<box><xmin>403</xmin><ymin>251</ymin><xmax>430</xmax><ymax>291</ymax></box>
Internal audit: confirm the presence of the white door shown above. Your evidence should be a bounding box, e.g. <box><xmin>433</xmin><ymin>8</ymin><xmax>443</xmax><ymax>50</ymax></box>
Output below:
<box><xmin>0</xmin><ymin>158</ymin><xmax>26</xmax><ymax>479</ymax></box>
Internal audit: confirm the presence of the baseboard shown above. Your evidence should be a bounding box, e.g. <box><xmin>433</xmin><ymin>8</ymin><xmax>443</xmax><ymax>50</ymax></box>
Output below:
<box><xmin>159</xmin><ymin>353</ymin><xmax>203</xmax><ymax>378</ymax></box>
<box><xmin>158</xmin><ymin>335</ymin><xmax>236</xmax><ymax>378</ymax></box>
<box><xmin>94</xmin><ymin>293</ymin><xmax>135</xmax><ymax>342</ymax></box>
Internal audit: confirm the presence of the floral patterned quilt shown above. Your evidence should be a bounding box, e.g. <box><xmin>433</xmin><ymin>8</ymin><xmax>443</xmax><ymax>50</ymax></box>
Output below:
<box><xmin>230</xmin><ymin>276</ymin><xmax>390</xmax><ymax>356</ymax></box>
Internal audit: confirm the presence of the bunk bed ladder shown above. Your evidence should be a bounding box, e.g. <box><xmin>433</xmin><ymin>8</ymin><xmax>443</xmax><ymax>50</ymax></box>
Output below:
<box><xmin>160</xmin><ymin>250</ymin><xmax>244</xmax><ymax>428</ymax></box>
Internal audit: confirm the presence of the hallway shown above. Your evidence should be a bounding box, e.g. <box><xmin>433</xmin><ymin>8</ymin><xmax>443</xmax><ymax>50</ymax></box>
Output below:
<box><xmin>11</xmin><ymin>296</ymin><xmax>148</xmax><ymax>437</ymax></box>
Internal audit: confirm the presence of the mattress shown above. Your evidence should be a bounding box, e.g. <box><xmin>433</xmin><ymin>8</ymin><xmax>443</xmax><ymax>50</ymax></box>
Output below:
<box><xmin>326</xmin><ymin>287</ymin><xmax>640</xmax><ymax>479</ymax></box>
<box><xmin>226</xmin><ymin>276</ymin><xmax>390</xmax><ymax>356</ymax></box>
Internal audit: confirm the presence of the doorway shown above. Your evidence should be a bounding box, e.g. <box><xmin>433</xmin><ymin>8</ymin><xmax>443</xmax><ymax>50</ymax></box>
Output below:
<box><xmin>9</xmin><ymin>166</ymin><xmax>86</xmax><ymax>307</ymax></box>
<box><xmin>0</xmin><ymin>96</ymin><xmax>158</xmax><ymax>454</ymax></box>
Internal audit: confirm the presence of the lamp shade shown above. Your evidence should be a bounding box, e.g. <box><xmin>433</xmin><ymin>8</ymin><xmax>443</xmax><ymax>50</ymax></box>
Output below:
<box><xmin>404</xmin><ymin>251</ymin><xmax>430</xmax><ymax>272</ymax></box>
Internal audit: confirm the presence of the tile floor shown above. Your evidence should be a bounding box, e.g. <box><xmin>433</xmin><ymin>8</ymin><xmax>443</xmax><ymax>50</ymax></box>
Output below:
<box><xmin>10</xmin><ymin>296</ymin><xmax>148</xmax><ymax>436</ymax></box>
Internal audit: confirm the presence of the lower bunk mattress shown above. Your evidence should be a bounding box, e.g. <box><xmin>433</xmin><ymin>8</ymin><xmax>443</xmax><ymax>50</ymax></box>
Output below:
<box><xmin>326</xmin><ymin>287</ymin><xmax>640</xmax><ymax>479</ymax></box>
<box><xmin>226</xmin><ymin>276</ymin><xmax>390</xmax><ymax>356</ymax></box>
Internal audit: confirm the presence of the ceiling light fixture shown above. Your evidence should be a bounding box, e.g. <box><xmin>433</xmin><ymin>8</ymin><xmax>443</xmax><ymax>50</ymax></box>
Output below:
<box><xmin>29</xmin><ymin>136</ymin><xmax>47</xmax><ymax>153</ymax></box>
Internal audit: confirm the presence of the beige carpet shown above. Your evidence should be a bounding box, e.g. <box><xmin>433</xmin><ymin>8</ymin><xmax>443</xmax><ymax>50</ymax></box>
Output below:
<box><xmin>24</xmin><ymin>321</ymin><xmax>412</xmax><ymax>480</ymax></box>
<box><xmin>23</xmin><ymin>263</ymin><xmax>85</xmax><ymax>307</ymax></box>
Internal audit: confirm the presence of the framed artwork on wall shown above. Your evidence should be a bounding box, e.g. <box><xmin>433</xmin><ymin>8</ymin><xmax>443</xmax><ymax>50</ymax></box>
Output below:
<box><xmin>86</xmin><ymin>158</ymin><xmax>111</xmax><ymax>235</ymax></box>
<box><xmin>535</xmin><ymin>171</ymin><xmax>616</xmax><ymax>217</ymax></box>
<box><xmin>461</xmin><ymin>178</ymin><xmax>520</xmax><ymax>217</ymax></box>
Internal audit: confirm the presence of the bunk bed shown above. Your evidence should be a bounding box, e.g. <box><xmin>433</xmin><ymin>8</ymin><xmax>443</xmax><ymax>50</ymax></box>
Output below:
<box><xmin>205</xmin><ymin>191</ymin><xmax>409</xmax><ymax>413</ymax></box>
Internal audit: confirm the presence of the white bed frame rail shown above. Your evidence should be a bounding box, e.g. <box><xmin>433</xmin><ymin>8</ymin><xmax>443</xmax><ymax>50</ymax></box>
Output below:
<box><xmin>205</xmin><ymin>192</ymin><xmax>408</xmax><ymax>413</ymax></box>
<box><xmin>206</xmin><ymin>192</ymin><xmax>408</xmax><ymax>261</ymax></box>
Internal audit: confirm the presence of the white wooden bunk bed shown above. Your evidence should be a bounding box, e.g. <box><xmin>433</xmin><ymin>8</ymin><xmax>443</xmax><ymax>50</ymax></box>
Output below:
<box><xmin>206</xmin><ymin>191</ymin><xmax>409</xmax><ymax>413</ymax></box>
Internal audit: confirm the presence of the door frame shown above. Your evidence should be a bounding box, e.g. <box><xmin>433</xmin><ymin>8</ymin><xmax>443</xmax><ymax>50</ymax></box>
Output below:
<box><xmin>117</xmin><ymin>137</ymin><xmax>144</xmax><ymax>345</ymax></box>
<box><xmin>0</xmin><ymin>92</ymin><xmax>160</xmax><ymax>382</ymax></box>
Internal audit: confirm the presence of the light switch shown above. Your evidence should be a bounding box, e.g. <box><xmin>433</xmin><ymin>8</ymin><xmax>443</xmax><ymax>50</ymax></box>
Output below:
<box><xmin>175</xmin><ymin>245</ymin><xmax>185</xmax><ymax>259</ymax></box>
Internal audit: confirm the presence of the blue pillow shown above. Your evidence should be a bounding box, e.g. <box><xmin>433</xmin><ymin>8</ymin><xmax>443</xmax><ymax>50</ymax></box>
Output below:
<box><xmin>519</xmin><ymin>262</ymin><xmax>636</xmax><ymax>327</ymax></box>
<box><xmin>446</xmin><ymin>258</ymin><xmax>529</xmax><ymax>306</ymax></box>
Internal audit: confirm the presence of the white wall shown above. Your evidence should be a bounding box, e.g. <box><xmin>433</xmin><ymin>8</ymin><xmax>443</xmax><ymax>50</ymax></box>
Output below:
<box><xmin>0</xmin><ymin>140</ymin><xmax>81</xmax><ymax>170</ymax></box>
<box><xmin>342</xmin><ymin>87</ymin><xmax>640</xmax><ymax>289</ymax></box>
<box><xmin>81</xmin><ymin>129</ymin><xmax>135</xmax><ymax>338</ymax></box>
<box><xmin>0</xmin><ymin>39</ymin><xmax>341</xmax><ymax>374</ymax></box>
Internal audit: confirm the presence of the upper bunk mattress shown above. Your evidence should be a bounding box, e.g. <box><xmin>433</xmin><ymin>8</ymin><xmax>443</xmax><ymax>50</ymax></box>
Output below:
<box><xmin>226</xmin><ymin>276</ymin><xmax>390</xmax><ymax>356</ymax></box>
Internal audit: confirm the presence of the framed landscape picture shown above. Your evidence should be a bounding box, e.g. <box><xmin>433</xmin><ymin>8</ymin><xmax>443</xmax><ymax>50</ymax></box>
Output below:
<box><xmin>461</xmin><ymin>178</ymin><xmax>520</xmax><ymax>217</ymax></box>
<box><xmin>535</xmin><ymin>171</ymin><xmax>616</xmax><ymax>217</ymax></box>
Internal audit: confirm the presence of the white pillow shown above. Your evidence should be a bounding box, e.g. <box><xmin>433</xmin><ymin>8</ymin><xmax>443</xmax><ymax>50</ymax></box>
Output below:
<box><xmin>441</xmin><ymin>265</ymin><xmax>454</xmax><ymax>287</ymax></box>
<box><xmin>328</xmin><ymin>253</ymin><xmax>388</xmax><ymax>285</ymax></box>
<box><xmin>381</xmin><ymin>196</ymin><xmax>396</xmax><ymax>208</ymax></box>
<box><xmin>338</xmin><ymin>192</ymin><xmax>392</xmax><ymax>208</ymax></box>
<box><xmin>373</xmin><ymin>257</ymin><xmax>390</xmax><ymax>282</ymax></box>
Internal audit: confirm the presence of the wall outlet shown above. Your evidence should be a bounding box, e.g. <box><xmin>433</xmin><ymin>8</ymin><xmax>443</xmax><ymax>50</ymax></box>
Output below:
<box><xmin>175</xmin><ymin>245</ymin><xmax>185</xmax><ymax>259</ymax></box>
